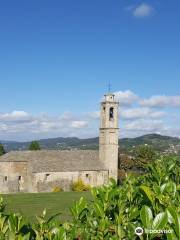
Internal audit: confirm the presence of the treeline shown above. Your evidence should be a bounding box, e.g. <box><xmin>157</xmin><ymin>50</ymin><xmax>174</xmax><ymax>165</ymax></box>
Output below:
<box><xmin>0</xmin><ymin>141</ymin><xmax>41</xmax><ymax>155</ymax></box>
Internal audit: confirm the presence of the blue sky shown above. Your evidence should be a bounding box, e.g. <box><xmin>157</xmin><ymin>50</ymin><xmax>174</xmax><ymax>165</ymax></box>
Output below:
<box><xmin>0</xmin><ymin>0</ymin><xmax>180</xmax><ymax>141</ymax></box>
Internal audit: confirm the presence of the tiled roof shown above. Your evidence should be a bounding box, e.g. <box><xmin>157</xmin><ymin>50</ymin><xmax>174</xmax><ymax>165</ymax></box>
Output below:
<box><xmin>0</xmin><ymin>150</ymin><xmax>106</xmax><ymax>172</ymax></box>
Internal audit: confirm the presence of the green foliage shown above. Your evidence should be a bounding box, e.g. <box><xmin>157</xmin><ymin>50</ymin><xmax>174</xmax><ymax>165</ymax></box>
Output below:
<box><xmin>134</xmin><ymin>144</ymin><xmax>157</xmax><ymax>164</ymax></box>
<box><xmin>52</xmin><ymin>187</ymin><xmax>63</xmax><ymax>192</ymax></box>
<box><xmin>28</xmin><ymin>141</ymin><xmax>41</xmax><ymax>151</ymax></box>
<box><xmin>118</xmin><ymin>153</ymin><xmax>136</xmax><ymax>170</ymax></box>
<box><xmin>34</xmin><ymin>209</ymin><xmax>62</xmax><ymax>239</ymax></box>
<box><xmin>71</xmin><ymin>179</ymin><xmax>91</xmax><ymax>192</ymax></box>
<box><xmin>0</xmin><ymin>143</ymin><xmax>5</xmax><ymax>156</ymax></box>
<box><xmin>0</xmin><ymin>155</ymin><xmax>179</xmax><ymax>239</ymax></box>
<box><xmin>0</xmin><ymin>198</ymin><xmax>5</xmax><ymax>212</ymax></box>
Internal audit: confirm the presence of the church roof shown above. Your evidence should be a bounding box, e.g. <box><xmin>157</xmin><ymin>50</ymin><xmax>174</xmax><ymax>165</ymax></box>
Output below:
<box><xmin>0</xmin><ymin>150</ymin><xmax>106</xmax><ymax>172</ymax></box>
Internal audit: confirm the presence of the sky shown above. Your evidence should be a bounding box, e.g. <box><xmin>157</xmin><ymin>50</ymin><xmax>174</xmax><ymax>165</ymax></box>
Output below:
<box><xmin>0</xmin><ymin>0</ymin><xmax>180</xmax><ymax>141</ymax></box>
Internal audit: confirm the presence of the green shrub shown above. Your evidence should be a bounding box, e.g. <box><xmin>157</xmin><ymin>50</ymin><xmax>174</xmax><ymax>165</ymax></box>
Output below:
<box><xmin>71</xmin><ymin>179</ymin><xmax>91</xmax><ymax>192</ymax></box>
<box><xmin>0</xmin><ymin>156</ymin><xmax>179</xmax><ymax>239</ymax></box>
<box><xmin>134</xmin><ymin>144</ymin><xmax>157</xmax><ymax>164</ymax></box>
<box><xmin>28</xmin><ymin>141</ymin><xmax>41</xmax><ymax>150</ymax></box>
<box><xmin>52</xmin><ymin>186</ymin><xmax>63</xmax><ymax>192</ymax></box>
<box><xmin>0</xmin><ymin>143</ymin><xmax>5</xmax><ymax>156</ymax></box>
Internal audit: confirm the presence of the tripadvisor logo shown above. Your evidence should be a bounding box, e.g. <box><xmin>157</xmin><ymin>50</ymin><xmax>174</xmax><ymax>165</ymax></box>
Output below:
<box><xmin>135</xmin><ymin>227</ymin><xmax>172</xmax><ymax>236</ymax></box>
<box><xmin>135</xmin><ymin>227</ymin><xmax>144</xmax><ymax>236</ymax></box>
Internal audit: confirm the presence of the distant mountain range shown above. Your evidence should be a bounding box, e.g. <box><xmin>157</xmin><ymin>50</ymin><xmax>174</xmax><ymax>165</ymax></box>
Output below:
<box><xmin>1</xmin><ymin>134</ymin><xmax>180</xmax><ymax>153</ymax></box>
<box><xmin>1</xmin><ymin>137</ymin><xmax>99</xmax><ymax>152</ymax></box>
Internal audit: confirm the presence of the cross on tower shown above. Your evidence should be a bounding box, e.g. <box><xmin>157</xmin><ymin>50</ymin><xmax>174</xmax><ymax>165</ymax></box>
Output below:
<box><xmin>108</xmin><ymin>82</ymin><xmax>112</xmax><ymax>93</ymax></box>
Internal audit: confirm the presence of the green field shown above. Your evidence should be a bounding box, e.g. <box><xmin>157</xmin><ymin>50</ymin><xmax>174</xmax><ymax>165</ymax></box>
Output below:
<box><xmin>2</xmin><ymin>191</ymin><xmax>91</xmax><ymax>223</ymax></box>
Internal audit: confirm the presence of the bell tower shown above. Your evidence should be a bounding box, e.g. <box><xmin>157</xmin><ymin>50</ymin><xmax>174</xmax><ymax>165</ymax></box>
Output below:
<box><xmin>99</xmin><ymin>93</ymin><xmax>119</xmax><ymax>181</ymax></box>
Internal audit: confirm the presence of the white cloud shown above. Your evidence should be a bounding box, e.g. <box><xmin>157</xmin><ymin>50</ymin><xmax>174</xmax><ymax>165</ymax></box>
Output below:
<box><xmin>86</xmin><ymin>111</ymin><xmax>100</xmax><ymax>119</ymax></box>
<box><xmin>124</xmin><ymin>119</ymin><xmax>164</xmax><ymax>132</ymax></box>
<box><xmin>120</xmin><ymin>107</ymin><xmax>165</xmax><ymax>120</ymax></box>
<box><xmin>1</xmin><ymin>90</ymin><xmax>180</xmax><ymax>141</ymax></box>
<box><xmin>0</xmin><ymin>123</ymin><xmax>8</xmax><ymax>131</ymax></box>
<box><xmin>59</xmin><ymin>112</ymin><xmax>74</xmax><ymax>121</ymax></box>
<box><xmin>140</xmin><ymin>95</ymin><xmax>180</xmax><ymax>108</ymax></box>
<box><xmin>0</xmin><ymin>111</ymin><xmax>89</xmax><ymax>140</ymax></box>
<box><xmin>133</xmin><ymin>3</ymin><xmax>154</xmax><ymax>17</ymax></box>
<box><xmin>70</xmin><ymin>121</ymin><xmax>88</xmax><ymax>129</ymax></box>
<box><xmin>120</xmin><ymin>119</ymin><xmax>180</xmax><ymax>139</ymax></box>
<box><xmin>114</xmin><ymin>90</ymin><xmax>139</xmax><ymax>106</ymax></box>
<box><xmin>0</xmin><ymin>111</ymin><xmax>31</xmax><ymax>122</ymax></box>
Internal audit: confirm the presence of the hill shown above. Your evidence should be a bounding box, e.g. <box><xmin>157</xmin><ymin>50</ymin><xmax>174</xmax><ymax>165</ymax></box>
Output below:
<box><xmin>120</xmin><ymin>134</ymin><xmax>180</xmax><ymax>153</ymax></box>
<box><xmin>1</xmin><ymin>137</ymin><xmax>99</xmax><ymax>152</ymax></box>
<box><xmin>1</xmin><ymin>134</ymin><xmax>180</xmax><ymax>153</ymax></box>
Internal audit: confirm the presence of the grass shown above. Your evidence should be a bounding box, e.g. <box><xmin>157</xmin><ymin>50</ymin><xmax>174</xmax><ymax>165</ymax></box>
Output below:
<box><xmin>2</xmin><ymin>191</ymin><xmax>91</xmax><ymax>223</ymax></box>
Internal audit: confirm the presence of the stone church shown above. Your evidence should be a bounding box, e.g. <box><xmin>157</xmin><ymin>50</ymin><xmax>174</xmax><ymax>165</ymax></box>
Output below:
<box><xmin>0</xmin><ymin>93</ymin><xmax>119</xmax><ymax>193</ymax></box>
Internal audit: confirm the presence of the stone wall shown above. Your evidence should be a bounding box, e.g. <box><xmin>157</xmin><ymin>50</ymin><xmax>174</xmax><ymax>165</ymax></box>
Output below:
<box><xmin>0</xmin><ymin>161</ymin><xmax>29</xmax><ymax>193</ymax></box>
<box><xmin>0</xmin><ymin>161</ymin><xmax>108</xmax><ymax>193</ymax></box>
<box><xmin>32</xmin><ymin>170</ymin><xmax>109</xmax><ymax>192</ymax></box>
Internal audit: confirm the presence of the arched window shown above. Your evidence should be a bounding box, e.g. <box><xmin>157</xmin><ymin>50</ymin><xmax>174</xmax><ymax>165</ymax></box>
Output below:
<box><xmin>109</xmin><ymin>107</ymin><xmax>114</xmax><ymax>120</ymax></box>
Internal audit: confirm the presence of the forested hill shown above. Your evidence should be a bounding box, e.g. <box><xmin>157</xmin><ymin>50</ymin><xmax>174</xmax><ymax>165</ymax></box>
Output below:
<box><xmin>1</xmin><ymin>134</ymin><xmax>180</xmax><ymax>153</ymax></box>
<box><xmin>119</xmin><ymin>134</ymin><xmax>180</xmax><ymax>153</ymax></box>
<box><xmin>1</xmin><ymin>137</ymin><xmax>99</xmax><ymax>152</ymax></box>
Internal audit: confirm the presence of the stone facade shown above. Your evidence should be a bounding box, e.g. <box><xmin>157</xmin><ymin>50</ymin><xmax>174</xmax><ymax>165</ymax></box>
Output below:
<box><xmin>33</xmin><ymin>170</ymin><xmax>108</xmax><ymax>192</ymax></box>
<box><xmin>0</xmin><ymin>150</ymin><xmax>108</xmax><ymax>193</ymax></box>
<box><xmin>0</xmin><ymin>161</ymin><xmax>30</xmax><ymax>193</ymax></box>
<box><xmin>0</xmin><ymin>92</ymin><xmax>119</xmax><ymax>193</ymax></box>
<box><xmin>0</xmin><ymin>165</ymin><xmax>108</xmax><ymax>193</ymax></box>
<box><xmin>99</xmin><ymin>93</ymin><xmax>119</xmax><ymax>180</ymax></box>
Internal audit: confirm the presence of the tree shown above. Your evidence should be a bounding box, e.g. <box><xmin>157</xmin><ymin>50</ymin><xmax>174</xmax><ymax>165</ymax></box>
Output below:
<box><xmin>134</xmin><ymin>144</ymin><xmax>156</xmax><ymax>164</ymax></box>
<box><xmin>118</xmin><ymin>153</ymin><xmax>135</xmax><ymax>170</ymax></box>
<box><xmin>0</xmin><ymin>143</ymin><xmax>5</xmax><ymax>156</ymax></box>
<box><xmin>29</xmin><ymin>141</ymin><xmax>41</xmax><ymax>151</ymax></box>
